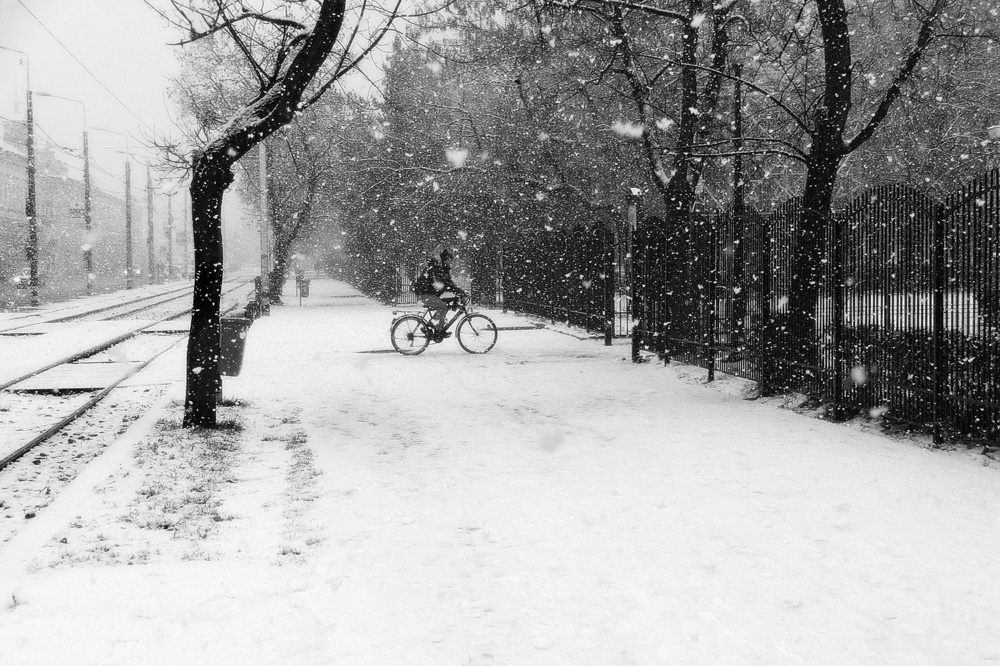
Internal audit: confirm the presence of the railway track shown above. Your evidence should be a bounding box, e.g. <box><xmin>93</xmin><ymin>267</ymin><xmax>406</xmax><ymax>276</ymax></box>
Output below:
<box><xmin>0</xmin><ymin>281</ymin><xmax>196</xmax><ymax>334</ymax></box>
<box><xmin>0</xmin><ymin>278</ymin><xmax>256</xmax><ymax>472</ymax></box>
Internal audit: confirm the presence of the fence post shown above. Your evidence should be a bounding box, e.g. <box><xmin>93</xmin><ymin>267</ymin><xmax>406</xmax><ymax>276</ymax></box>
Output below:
<box><xmin>707</xmin><ymin>219</ymin><xmax>717</xmax><ymax>382</ymax></box>
<box><xmin>631</xmin><ymin>225</ymin><xmax>641</xmax><ymax>361</ymax></box>
<box><xmin>759</xmin><ymin>216</ymin><xmax>774</xmax><ymax>395</ymax></box>
<box><xmin>500</xmin><ymin>241</ymin><xmax>507</xmax><ymax>314</ymax></box>
<box><xmin>604</xmin><ymin>228</ymin><xmax>614</xmax><ymax>346</ymax></box>
<box><xmin>831</xmin><ymin>211</ymin><xmax>845</xmax><ymax>420</ymax></box>
<box><xmin>932</xmin><ymin>203</ymin><xmax>946</xmax><ymax>446</ymax></box>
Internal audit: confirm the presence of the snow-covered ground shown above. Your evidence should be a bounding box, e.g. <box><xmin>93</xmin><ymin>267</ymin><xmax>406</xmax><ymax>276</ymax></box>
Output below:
<box><xmin>1</xmin><ymin>278</ymin><xmax>998</xmax><ymax>665</ymax></box>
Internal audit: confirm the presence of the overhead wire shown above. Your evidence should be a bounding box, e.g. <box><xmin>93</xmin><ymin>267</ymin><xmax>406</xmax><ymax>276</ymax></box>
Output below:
<box><xmin>0</xmin><ymin>114</ymin><xmax>143</xmax><ymax>196</ymax></box>
<box><xmin>14</xmin><ymin>0</ymin><xmax>155</xmax><ymax>135</ymax></box>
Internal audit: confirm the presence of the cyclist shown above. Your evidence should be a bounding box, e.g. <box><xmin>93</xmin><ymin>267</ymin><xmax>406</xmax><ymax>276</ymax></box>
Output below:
<box><xmin>413</xmin><ymin>249</ymin><xmax>464</xmax><ymax>337</ymax></box>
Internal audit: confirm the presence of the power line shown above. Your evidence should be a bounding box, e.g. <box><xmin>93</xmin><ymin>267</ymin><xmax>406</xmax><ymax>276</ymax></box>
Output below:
<box><xmin>15</xmin><ymin>0</ymin><xmax>154</xmax><ymax>135</ymax></box>
<box><xmin>0</xmin><ymin>114</ymin><xmax>133</xmax><ymax>191</ymax></box>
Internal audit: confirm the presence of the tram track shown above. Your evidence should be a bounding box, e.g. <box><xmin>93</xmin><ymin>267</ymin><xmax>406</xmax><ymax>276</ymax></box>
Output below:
<box><xmin>0</xmin><ymin>282</ymin><xmax>196</xmax><ymax>334</ymax></box>
<box><xmin>0</xmin><ymin>334</ymin><xmax>187</xmax><ymax>471</ymax></box>
<box><xmin>0</xmin><ymin>278</ymin><xmax>256</xmax><ymax>473</ymax></box>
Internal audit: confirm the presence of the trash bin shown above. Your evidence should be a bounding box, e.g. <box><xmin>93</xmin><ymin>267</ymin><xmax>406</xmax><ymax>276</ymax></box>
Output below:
<box><xmin>220</xmin><ymin>317</ymin><xmax>252</xmax><ymax>377</ymax></box>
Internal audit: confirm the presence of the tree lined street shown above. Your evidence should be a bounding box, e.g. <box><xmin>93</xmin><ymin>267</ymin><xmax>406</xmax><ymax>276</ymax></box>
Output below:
<box><xmin>2</xmin><ymin>278</ymin><xmax>999</xmax><ymax>664</ymax></box>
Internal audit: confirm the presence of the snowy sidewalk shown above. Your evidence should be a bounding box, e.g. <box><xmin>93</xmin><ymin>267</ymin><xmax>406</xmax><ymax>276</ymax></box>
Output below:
<box><xmin>2</xmin><ymin>278</ymin><xmax>999</xmax><ymax>665</ymax></box>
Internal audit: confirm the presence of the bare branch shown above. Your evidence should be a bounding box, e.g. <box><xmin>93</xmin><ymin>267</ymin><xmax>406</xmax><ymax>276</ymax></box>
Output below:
<box><xmin>846</xmin><ymin>0</ymin><xmax>946</xmax><ymax>153</ymax></box>
<box><xmin>303</xmin><ymin>0</ymin><xmax>405</xmax><ymax>108</ymax></box>
<box><xmin>551</xmin><ymin>0</ymin><xmax>687</xmax><ymax>22</ymax></box>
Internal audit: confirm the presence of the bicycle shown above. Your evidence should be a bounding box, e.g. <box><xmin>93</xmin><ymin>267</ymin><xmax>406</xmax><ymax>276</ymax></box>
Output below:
<box><xmin>390</xmin><ymin>294</ymin><xmax>498</xmax><ymax>355</ymax></box>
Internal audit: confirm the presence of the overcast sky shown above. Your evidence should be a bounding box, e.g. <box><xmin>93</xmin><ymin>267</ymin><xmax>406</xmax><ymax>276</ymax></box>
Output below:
<box><xmin>0</xmin><ymin>0</ymin><xmax>181</xmax><ymax>169</ymax></box>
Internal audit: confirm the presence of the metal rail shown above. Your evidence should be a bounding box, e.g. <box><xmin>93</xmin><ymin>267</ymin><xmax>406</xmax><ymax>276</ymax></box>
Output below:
<box><xmin>0</xmin><ymin>282</ymin><xmax>195</xmax><ymax>334</ymax></box>
<box><xmin>0</xmin><ymin>279</ymin><xmax>253</xmax><ymax>392</ymax></box>
<box><xmin>0</xmin><ymin>335</ymin><xmax>186</xmax><ymax>470</ymax></box>
<box><xmin>0</xmin><ymin>280</ymin><xmax>255</xmax><ymax>470</ymax></box>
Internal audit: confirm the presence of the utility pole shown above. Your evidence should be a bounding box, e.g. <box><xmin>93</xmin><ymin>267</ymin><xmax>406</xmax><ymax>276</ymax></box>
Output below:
<box><xmin>180</xmin><ymin>189</ymin><xmax>190</xmax><ymax>278</ymax></box>
<box><xmin>83</xmin><ymin>128</ymin><xmax>92</xmax><ymax>294</ymax></box>
<box><xmin>25</xmin><ymin>87</ymin><xmax>38</xmax><ymax>306</ymax></box>
<box><xmin>146</xmin><ymin>167</ymin><xmax>155</xmax><ymax>284</ymax></box>
<box><xmin>125</xmin><ymin>159</ymin><xmax>133</xmax><ymax>288</ymax></box>
<box><xmin>1</xmin><ymin>46</ymin><xmax>37</xmax><ymax>306</ymax></box>
<box><xmin>166</xmin><ymin>192</ymin><xmax>174</xmax><ymax>279</ymax></box>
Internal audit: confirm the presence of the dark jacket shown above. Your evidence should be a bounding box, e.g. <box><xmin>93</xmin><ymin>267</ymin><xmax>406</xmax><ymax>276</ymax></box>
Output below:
<box><xmin>412</xmin><ymin>260</ymin><xmax>459</xmax><ymax>296</ymax></box>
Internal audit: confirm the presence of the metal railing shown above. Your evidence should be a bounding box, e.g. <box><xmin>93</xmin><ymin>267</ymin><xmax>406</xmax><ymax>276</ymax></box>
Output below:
<box><xmin>631</xmin><ymin>170</ymin><xmax>1000</xmax><ymax>445</ymax></box>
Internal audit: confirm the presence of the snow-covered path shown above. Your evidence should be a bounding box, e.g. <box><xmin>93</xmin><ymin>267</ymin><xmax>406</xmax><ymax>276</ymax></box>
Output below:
<box><xmin>2</xmin><ymin>279</ymin><xmax>998</xmax><ymax>664</ymax></box>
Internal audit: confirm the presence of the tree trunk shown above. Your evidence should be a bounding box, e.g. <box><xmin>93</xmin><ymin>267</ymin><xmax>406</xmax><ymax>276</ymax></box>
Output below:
<box><xmin>783</xmin><ymin>0</ymin><xmax>852</xmax><ymax>365</ymax></box>
<box><xmin>268</xmin><ymin>182</ymin><xmax>316</xmax><ymax>300</ymax></box>
<box><xmin>179</xmin><ymin>0</ymin><xmax>348</xmax><ymax>428</ymax></box>
<box><xmin>183</xmin><ymin>158</ymin><xmax>232</xmax><ymax>428</ymax></box>
<box><xmin>784</xmin><ymin>151</ymin><xmax>840</xmax><ymax>357</ymax></box>
<box><xmin>269</xmin><ymin>229</ymin><xmax>294</xmax><ymax>300</ymax></box>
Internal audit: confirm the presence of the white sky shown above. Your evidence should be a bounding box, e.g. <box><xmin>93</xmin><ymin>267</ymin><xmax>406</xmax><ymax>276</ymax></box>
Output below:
<box><xmin>0</xmin><ymin>0</ymin><xmax>397</xmax><ymax>185</ymax></box>
<box><xmin>0</xmin><ymin>0</ymin><xmax>182</xmax><ymax>167</ymax></box>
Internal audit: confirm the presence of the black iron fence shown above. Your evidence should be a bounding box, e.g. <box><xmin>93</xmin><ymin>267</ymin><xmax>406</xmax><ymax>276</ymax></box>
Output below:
<box><xmin>475</xmin><ymin>226</ymin><xmax>620</xmax><ymax>341</ymax></box>
<box><xmin>358</xmin><ymin>170</ymin><xmax>997</xmax><ymax>443</ymax></box>
<box><xmin>632</xmin><ymin>170</ymin><xmax>1000</xmax><ymax>444</ymax></box>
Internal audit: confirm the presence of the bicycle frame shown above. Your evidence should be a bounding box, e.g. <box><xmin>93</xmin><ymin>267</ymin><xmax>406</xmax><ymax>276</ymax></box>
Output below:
<box><xmin>394</xmin><ymin>295</ymin><xmax>471</xmax><ymax>333</ymax></box>
<box><xmin>420</xmin><ymin>302</ymin><xmax>468</xmax><ymax>332</ymax></box>
<box><xmin>390</xmin><ymin>295</ymin><xmax>498</xmax><ymax>355</ymax></box>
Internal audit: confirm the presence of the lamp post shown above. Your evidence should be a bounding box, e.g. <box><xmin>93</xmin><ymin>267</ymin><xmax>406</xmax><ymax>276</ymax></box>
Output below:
<box><xmin>146</xmin><ymin>167</ymin><xmax>155</xmax><ymax>284</ymax></box>
<box><xmin>179</xmin><ymin>188</ymin><xmax>190</xmax><ymax>278</ymax></box>
<box><xmin>166</xmin><ymin>191</ymin><xmax>174</xmax><ymax>279</ymax></box>
<box><xmin>34</xmin><ymin>92</ymin><xmax>91</xmax><ymax>295</ymax></box>
<box><xmin>0</xmin><ymin>45</ymin><xmax>38</xmax><ymax>306</ymax></box>
<box><xmin>91</xmin><ymin>127</ymin><xmax>134</xmax><ymax>289</ymax></box>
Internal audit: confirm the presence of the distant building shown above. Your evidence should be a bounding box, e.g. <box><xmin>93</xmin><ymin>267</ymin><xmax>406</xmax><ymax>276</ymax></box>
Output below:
<box><xmin>0</xmin><ymin>117</ymin><xmax>154</xmax><ymax>308</ymax></box>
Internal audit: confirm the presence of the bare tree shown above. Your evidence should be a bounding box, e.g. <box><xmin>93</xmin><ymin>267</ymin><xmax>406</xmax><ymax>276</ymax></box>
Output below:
<box><xmin>155</xmin><ymin>0</ymin><xmax>405</xmax><ymax>428</ymax></box>
<box><xmin>779</xmin><ymin>0</ymin><xmax>947</xmax><ymax>361</ymax></box>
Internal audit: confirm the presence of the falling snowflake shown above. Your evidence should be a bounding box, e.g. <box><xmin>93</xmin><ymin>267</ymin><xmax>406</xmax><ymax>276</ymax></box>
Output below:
<box><xmin>446</xmin><ymin>148</ymin><xmax>469</xmax><ymax>168</ymax></box>
<box><xmin>612</xmin><ymin>121</ymin><xmax>644</xmax><ymax>138</ymax></box>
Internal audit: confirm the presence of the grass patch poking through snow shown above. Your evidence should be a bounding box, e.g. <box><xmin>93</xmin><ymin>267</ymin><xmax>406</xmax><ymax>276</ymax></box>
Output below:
<box><xmin>35</xmin><ymin>399</ymin><xmax>329</xmax><ymax>570</ymax></box>
<box><xmin>126</xmin><ymin>415</ymin><xmax>244</xmax><ymax>541</ymax></box>
<box><xmin>274</xmin><ymin>409</ymin><xmax>324</xmax><ymax>563</ymax></box>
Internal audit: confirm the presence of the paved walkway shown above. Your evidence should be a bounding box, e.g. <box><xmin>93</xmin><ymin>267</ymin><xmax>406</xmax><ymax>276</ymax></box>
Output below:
<box><xmin>2</xmin><ymin>278</ymin><xmax>999</xmax><ymax>665</ymax></box>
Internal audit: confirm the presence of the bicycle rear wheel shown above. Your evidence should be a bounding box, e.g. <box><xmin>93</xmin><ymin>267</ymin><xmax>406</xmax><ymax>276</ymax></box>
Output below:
<box><xmin>391</xmin><ymin>315</ymin><xmax>431</xmax><ymax>355</ymax></box>
<box><xmin>456</xmin><ymin>313</ymin><xmax>498</xmax><ymax>354</ymax></box>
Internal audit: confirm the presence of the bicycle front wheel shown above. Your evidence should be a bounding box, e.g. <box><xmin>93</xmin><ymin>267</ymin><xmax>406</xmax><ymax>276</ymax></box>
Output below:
<box><xmin>456</xmin><ymin>313</ymin><xmax>498</xmax><ymax>354</ymax></box>
<box><xmin>391</xmin><ymin>315</ymin><xmax>431</xmax><ymax>355</ymax></box>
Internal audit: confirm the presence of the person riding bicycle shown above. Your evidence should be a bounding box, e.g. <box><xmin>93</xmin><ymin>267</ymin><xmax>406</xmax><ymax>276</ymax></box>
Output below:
<box><xmin>413</xmin><ymin>249</ymin><xmax>464</xmax><ymax>336</ymax></box>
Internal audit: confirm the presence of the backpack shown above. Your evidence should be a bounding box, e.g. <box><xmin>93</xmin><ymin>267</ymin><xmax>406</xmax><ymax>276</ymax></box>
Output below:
<box><xmin>410</xmin><ymin>272</ymin><xmax>431</xmax><ymax>294</ymax></box>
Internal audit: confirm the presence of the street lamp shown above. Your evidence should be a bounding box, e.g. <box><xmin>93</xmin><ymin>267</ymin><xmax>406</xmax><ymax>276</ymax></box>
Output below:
<box><xmin>0</xmin><ymin>45</ymin><xmax>38</xmax><ymax>306</ymax></box>
<box><xmin>166</xmin><ymin>190</ymin><xmax>174</xmax><ymax>279</ymax></box>
<box><xmin>33</xmin><ymin>92</ymin><xmax>91</xmax><ymax>295</ymax></box>
<box><xmin>146</xmin><ymin>166</ymin><xmax>155</xmax><ymax>284</ymax></box>
<box><xmin>91</xmin><ymin>127</ymin><xmax>135</xmax><ymax>289</ymax></box>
